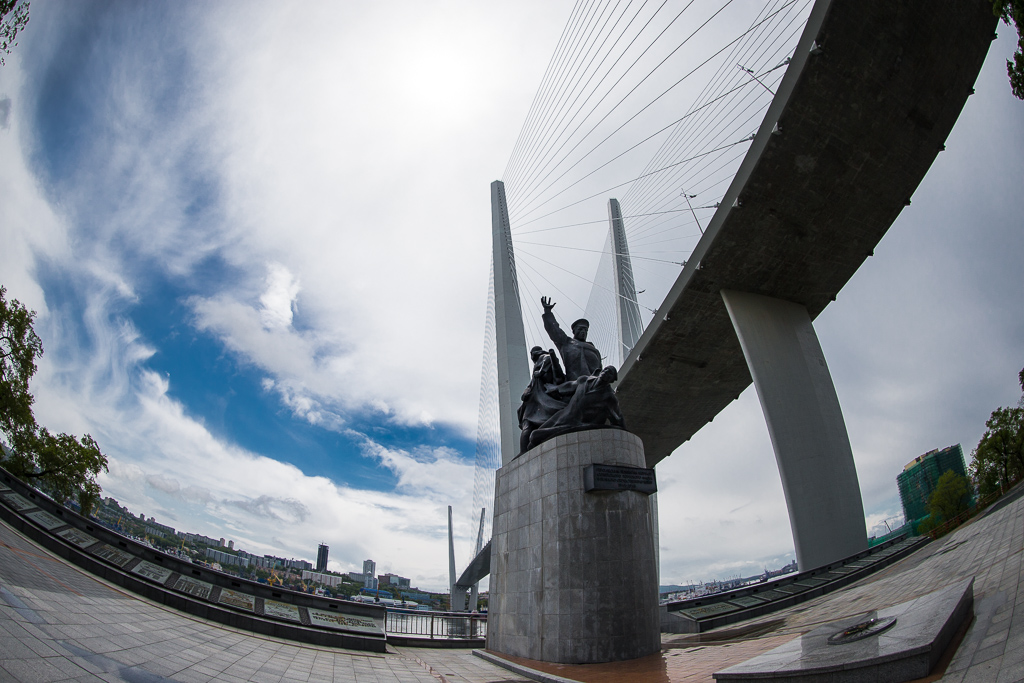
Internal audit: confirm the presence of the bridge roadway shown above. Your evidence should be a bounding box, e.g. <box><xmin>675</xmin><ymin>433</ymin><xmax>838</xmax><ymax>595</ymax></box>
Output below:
<box><xmin>615</xmin><ymin>0</ymin><xmax>998</xmax><ymax>467</ymax></box>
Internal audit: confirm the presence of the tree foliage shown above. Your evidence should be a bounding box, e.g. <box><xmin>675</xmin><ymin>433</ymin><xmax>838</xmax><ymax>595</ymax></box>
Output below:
<box><xmin>994</xmin><ymin>0</ymin><xmax>1024</xmax><ymax>99</ymax></box>
<box><xmin>0</xmin><ymin>285</ymin><xmax>42</xmax><ymax>448</ymax></box>
<box><xmin>0</xmin><ymin>286</ymin><xmax>108</xmax><ymax>515</ymax></box>
<box><xmin>969</xmin><ymin>367</ymin><xmax>1024</xmax><ymax>496</ymax></box>
<box><xmin>927</xmin><ymin>470</ymin><xmax>972</xmax><ymax>525</ymax></box>
<box><xmin>0</xmin><ymin>0</ymin><xmax>29</xmax><ymax>66</ymax></box>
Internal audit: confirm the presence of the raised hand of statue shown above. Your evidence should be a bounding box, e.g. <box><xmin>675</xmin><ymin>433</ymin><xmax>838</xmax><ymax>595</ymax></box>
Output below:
<box><xmin>541</xmin><ymin>296</ymin><xmax>555</xmax><ymax>313</ymax></box>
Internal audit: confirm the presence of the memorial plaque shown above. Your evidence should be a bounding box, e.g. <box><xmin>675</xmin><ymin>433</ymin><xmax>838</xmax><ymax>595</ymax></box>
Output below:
<box><xmin>91</xmin><ymin>543</ymin><xmax>136</xmax><ymax>568</ymax></box>
<box><xmin>796</xmin><ymin>577</ymin><xmax>828</xmax><ymax>587</ymax></box>
<box><xmin>218</xmin><ymin>589</ymin><xmax>255</xmax><ymax>612</ymax></box>
<box><xmin>677</xmin><ymin>602</ymin><xmax>739</xmax><ymax>619</ymax></box>
<box><xmin>776</xmin><ymin>583</ymin><xmax>810</xmax><ymax>594</ymax></box>
<box><xmin>0</xmin><ymin>481</ymin><xmax>10</xmax><ymax>490</ymax></box>
<box><xmin>56</xmin><ymin>527</ymin><xmax>98</xmax><ymax>550</ymax></box>
<box><xmin>263</xmin><ymin>599</ymin><xmax>301</xmax><ymax>622</ymax></box>
<box><xmin>25</xmin><ymin>510</ymin><xmax>65</xmax><ymax>530</ymax></box>
<box><xmin>583</xmin><ymin>464</ymin><xmax>657</xmax><ymax>494</ymax></box>
<box><xmin>131</xmin><ymin>560</ymin><xmax>174</xmax><ymax>584</ymax></box>
<box><xmin>751</xmin><ymin>590</ymin><xmax>788</xmax><ymax>602</ymax></box>
<box><xmin>0</xmin><ymin>492</ymin><xmax>36</xmax><ymax>511</ymax></box>
<box><xmin>830</xmin><ymin>566</ymin><xmax>858</xmax><ymax>574</ymax></box>
<box><xmin>172</xmin><ymin>575</ymin><xmax>214</xmax><ymax>600</ymax></box>
<box><xmin>307</xmin><ymin>608</ymin><xmax>383</xmax><ymax>635</ymax></box>
<box><xmin>728</xmin><ymin>596</ymin><xmax>767</xmax><ymax>609</ymax></box>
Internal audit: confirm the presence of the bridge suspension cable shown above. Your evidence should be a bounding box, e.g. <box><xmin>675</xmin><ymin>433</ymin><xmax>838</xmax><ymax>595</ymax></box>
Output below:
<box><xmin>473</xmin><ymin>0</ymin><xmax>816</xmax><ymax>555</ymax></box>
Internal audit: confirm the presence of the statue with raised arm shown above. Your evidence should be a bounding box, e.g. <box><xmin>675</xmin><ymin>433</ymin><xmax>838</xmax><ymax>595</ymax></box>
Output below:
<box><xmin>527</xmin><ymin>366</ymin><xmax>625</xmax><ymax>449</ymax></box>
<box><xmin>517</xmin><ymin>346</ymin><xmax>567</xmax><ymax>453</ymax></box>
<box><xmin>540</xmin><ymin>296</ymin><xmax>602</xmax><ymax>381</ymax></box>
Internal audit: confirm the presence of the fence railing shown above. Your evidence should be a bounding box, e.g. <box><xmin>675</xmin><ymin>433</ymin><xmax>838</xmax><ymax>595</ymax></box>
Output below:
<box><xmin>926</xmin><ymin>488</ymin><xmax>1003</xmax><ymax>540</ymax></box>
<box><xmin>385</xmin><ymin>609</ymin><xmax>487</xmax><ymax>640</ymax></box>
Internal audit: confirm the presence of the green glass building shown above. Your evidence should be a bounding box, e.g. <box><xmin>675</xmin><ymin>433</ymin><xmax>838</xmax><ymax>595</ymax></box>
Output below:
<box><xmin>897</xmin><ymin>444</ymin><xmax>972</xmax><ymax>528</ymax></box>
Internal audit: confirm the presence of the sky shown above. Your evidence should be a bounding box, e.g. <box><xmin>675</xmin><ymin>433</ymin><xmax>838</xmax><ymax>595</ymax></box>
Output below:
<box><xmin>0</xmin><ymin>1</ymin><xmax>1022</xmax><ymax>592</ymax></box>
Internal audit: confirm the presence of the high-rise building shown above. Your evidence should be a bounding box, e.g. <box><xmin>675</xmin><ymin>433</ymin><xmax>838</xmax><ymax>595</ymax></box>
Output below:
<box><xmin>362</xmin><ymin>559</ymin><xmax>376</xmax><ymax>589</ymax></box>
<box><xmin>379</xmin><ymin>572</ymin><xmax>411</xmax><ymax>588</ymax></box>
<box><xmin>316</xmin><ymin>543</ymin><xmax>329</xmax><ymax>572</ymax></box>
<box><xmin>897</xmin><ymin>444</ymin><xmax>973</xmax><ymax>527</ymax></box>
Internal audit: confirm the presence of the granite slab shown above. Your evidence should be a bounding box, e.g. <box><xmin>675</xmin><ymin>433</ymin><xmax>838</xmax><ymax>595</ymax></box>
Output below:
<box><xmin>714</xmin><ymin>577</ymin><xmax>974</xmax><ymax>683</ymax></box>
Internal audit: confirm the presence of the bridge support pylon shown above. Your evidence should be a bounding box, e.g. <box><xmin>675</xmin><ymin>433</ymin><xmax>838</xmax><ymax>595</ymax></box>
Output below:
<box><xmin>491</xmin><ymin>180</ymin><xmax>530</xmax><ymax>467</ymax></box>
<box><xmin>721</xmin><ymin>290</ymin><xmax>867</xmax><ymax>570</ymax></box>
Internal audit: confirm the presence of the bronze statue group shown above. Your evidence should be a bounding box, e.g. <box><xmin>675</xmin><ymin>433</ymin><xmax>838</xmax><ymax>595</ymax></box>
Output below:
<box><xmin>516</xmin><ymin>297</ymin><xmax>625</xmax><ymax>454</ymax></box>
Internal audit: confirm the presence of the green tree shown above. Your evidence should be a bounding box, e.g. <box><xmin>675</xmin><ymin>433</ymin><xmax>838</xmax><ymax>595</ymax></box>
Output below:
<box><xmin>993</xmin><ymin>0</ymin><xmax>1024</xmax><ymax>99</ymax></box>
<box><xmin>0</xmin><ymin>0</ymin><xmax>29</xmax><ymax>66</ymax></box>
<box><xmin>0</xmin><ymin>286</ymin><xmax>108</xmax><ymax>515</ymax></box>
<box><xmin>927</xmin><ymin>470</ymin><xmax>972</xmax><ymax>525</ymax></box>
<box><xmin>0</xmin><ymin>286</ymin><xmax>42</xmax><ymax>449</ymax></box>
<box><xmin>4</xmin><ymin>428</ymin><xmax>108</xmax><ymax>515</ymax></box>
<box><xmin>969</xmin><ymin>367</ymin><xmax>1024</xmax><ymax>496</ymax></box>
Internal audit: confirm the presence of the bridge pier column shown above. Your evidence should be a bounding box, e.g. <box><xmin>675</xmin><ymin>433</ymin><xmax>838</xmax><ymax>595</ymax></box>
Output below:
<box><xmin>721</xmin><ymin>290</ymin><xmax>867</xmax><ymax>570</ymax></box>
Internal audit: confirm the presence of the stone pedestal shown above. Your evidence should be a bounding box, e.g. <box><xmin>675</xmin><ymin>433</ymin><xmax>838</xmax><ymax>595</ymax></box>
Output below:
<box><xmin>487</xmin><ymin>428</ymin><xmax>660</xmax><ymax>664</ymax></box>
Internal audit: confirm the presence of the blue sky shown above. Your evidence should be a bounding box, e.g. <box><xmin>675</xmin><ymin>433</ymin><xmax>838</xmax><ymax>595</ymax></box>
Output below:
<box><xmin>1</xmin><ymin>1</ymin><xmax>1022</xmax><ymax>590</ymax></box>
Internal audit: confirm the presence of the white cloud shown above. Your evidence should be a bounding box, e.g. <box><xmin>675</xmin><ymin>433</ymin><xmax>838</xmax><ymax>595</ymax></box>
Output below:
<box><xmin>259</xmin><ymin>263</ymin><xmax>300</xmax><ymax>330</ymax></box>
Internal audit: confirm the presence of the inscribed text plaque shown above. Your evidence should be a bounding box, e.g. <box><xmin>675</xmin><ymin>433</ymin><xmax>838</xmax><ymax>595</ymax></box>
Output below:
<box><xmin>131</xmin><ymin>560</ymin><xmax>173</xmax><ymax>584</ymax></box>
<box><xmin>25</xmin><ymin>510</ymin><xmax>65</xmax><ymax>530</ymax></box>
<box><xmin>728</xmin><ymin>596</ymin><xmax>767</xmax><ymax>608</ymax></box>
<box><xmin>677</xmin><ymin>602</ymin><xmax>739</xmax><ymax>620</ymax></box>
<box><xmin>776</xmin><ymin>583</ymin><xmax>809</xmax><ymax>594</ymax></box>
<box><xmin>306</xmin><ymin>608</ymin><xmax>383</xmax><ymax>634</ymax></box>
<box><xmin>56</xmin><ymin>527</ymin><xmax>98</xmax><ymax>549</ymax></box>
<box><xmin>263</xmin><ymin>600</ymin><xmax>301</xmax><ymax>622</ymax></box>
<box><xmin>752</xmin><ymin>590</ymin><xmax>788</xmax><ymax>601</ymax></box>
<box><xmin>0</xmin><ymin>492</ymin><xmax>36</xmax><ymax>511</ymax></box>
<box><xmin>583</xmin><ymin>464</ymin><xmax>657</xmax><ymax>494</ymax></box>
<box><xmin>91</xmin><ymin>544</ymin><xmax>135</xmax><ymax>568</ymax></box>
<box><xmin>218</xmin><ymin>589</ymin><xmax>255</xmax><ymax>612</ymax></box>
<box><xmin>172</xmin><ymin>575</ymin><xmax>214</xmax><ymax>600</ymax></box>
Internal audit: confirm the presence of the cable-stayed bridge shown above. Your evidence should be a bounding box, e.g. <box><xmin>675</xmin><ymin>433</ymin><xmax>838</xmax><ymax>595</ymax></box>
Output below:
<box><xmin>455</xmin><ymin>0</ymin><xmax>997</xmax><ymax>603</ymax></box>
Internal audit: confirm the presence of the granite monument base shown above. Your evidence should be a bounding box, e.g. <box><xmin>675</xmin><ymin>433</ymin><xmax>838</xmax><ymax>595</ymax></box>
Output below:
<box><xmin>487</xmin><ymin>428</ymin><xmax>660</xmax><ymax>664</ymax></box>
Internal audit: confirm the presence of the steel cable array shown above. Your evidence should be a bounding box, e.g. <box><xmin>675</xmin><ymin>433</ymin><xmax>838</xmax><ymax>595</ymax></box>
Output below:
<box><xmin>470</xmin><ymin>0</ymin><xmax>814</xmax><ymax>561</ymax></box>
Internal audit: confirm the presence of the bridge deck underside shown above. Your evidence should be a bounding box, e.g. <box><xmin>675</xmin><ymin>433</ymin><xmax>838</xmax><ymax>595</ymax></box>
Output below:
<box><xmin>616</xmin><ymin>0</ymin><xmax>997</xmax><ymax>468</ymax></box>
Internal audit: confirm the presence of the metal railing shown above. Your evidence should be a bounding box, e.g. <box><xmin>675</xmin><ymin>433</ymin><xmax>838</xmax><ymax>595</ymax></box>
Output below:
<box><xmin>925</xmin><ymin>488</ymin><xmax>1002</xmax><ymax>540</ymax></box>
<box><xmin>385</xmin><ymin>609</ymin><xmax>487</xmax><ymax>640</ymax></box>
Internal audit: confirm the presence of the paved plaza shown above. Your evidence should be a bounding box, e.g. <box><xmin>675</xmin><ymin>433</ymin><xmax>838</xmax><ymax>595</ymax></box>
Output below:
<box><xmin>1</xmin><ymin>486</ymin><xmax>1022</xmax><ymax>682</ymax></box>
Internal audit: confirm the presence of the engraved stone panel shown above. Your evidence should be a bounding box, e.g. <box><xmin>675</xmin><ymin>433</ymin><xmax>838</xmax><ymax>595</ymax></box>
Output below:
<box><xmin>25</xmin><ymin>510</ymin><xmax>66</xmax><ymax>530</ymax></box>
<box><xmin>172</xmin><ymin>575</ymin><xmax>214</xmax><ymax>600</ymax></box>
<box><xmin>0</xmin><ymin>492</ymin><xmax>36</xmax><ymax>511</ymax></box>
<box><xmin>131</xmin><ymin>560</ymin><xmax>174</xmax><ymax>584</ymax></box>
<box><xmin>797</xmin><ymin>577</ymin><xmax>829</xmax><ymax>586</ymax></box>
<box><xmin>263</xmin><ymin>599</ymin><xmax>301</xmax><ymax>622</ymax></box>
<box><xmin>91</xmin><ymin>544</ymin><xmax>136</xmax><ymax>568</ymax></box>
<box><xmin>583</xmin><ymin>463</ymin><xmax>657</xmax><ymax>493</ymax></box>
<box><xmin>307</xmin><ymin>608</ymin><xmax>384</xmax><ymax>635</ymax></box>
<box><xmin>751</xmin><ymin>590</ymin><xmax>788</xmax><ymax>601</ymax></box>
<box><xmin>776</xmin><ymin>583</ymin><xmax>810</xmax><ymax>594</ymax></box>
<box><xmin>218</xmin><ymin>589</ymin><xmax>255</xmax><ymax>612</ymax></box>
<box><xmin>56</xmin><ymin>527</ymin><xmax>98</xmax><ymax>549</ymax></box>
<box><xmin>728</xmin><ymin>596</ymin><xmax>767</xmax><ymax>608</ymax></box>
<box><xmin>677</xmin><ymin>602</ymin><xmax>740</xmax><ymax>620</ymax></box>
